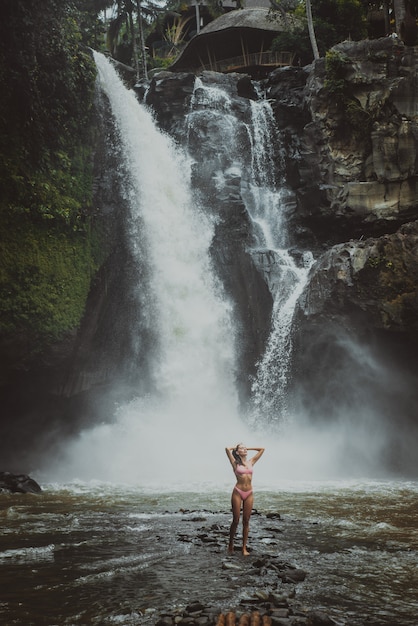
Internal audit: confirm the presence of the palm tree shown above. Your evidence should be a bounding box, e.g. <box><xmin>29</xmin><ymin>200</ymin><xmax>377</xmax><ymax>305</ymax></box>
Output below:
<box><xmin>134</xmin><ymin>0</ymin><xmax>149</xmax><ymax>79</ymax></box>
<box><xmin>305</xmin><ymin>0</ymin><xmax>319</xmax><ymax>59</ymax></box>
<box><xmin>270</xmin><ymin>0</ymin><xmax>319</xmax><ymax>60</ymax></box>
<box><xmin>393</xmin><ymin>0</ymin><xmax>407</xmax><ymax>36</ymax></box>
<box><xmin>106</xmin><ymin>0</ymin><xmax>161</xmax><ymax>79</ymax></box>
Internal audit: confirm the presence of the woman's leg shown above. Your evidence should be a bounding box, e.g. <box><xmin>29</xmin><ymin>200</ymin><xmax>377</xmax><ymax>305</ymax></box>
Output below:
<box><xmin>242</xmin><ymin>493</ymin><xmax>254</xmax><ymax>556</ymax></box>
<box><xmin>228</xmin><ymin>489</ymin><xmax>242</xmax><ymax>553</ymax></box>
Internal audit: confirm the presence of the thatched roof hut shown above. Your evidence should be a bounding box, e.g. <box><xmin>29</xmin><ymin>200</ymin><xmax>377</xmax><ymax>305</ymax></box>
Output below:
<box><xmin>169</xmin><ymin>8</ymin><xmax>299</xmax><ymax>75</ymax></box>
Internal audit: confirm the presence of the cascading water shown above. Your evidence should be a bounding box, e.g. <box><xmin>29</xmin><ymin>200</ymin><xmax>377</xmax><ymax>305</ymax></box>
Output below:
<box><xmin>250</xmin><ymin>251</ymin><xmax>312</xmax><ymax>423</ymax></box>
<box><xmin>244</xmin><ymin>99</ymin><xmax>314</xmax><ymax>426</ymax></box>
<box><xmin>47</xmin><ymin>53</ymin><xmax>256</xmax><ymax>487</ymax></box>
<box><xmin>4</xmin><ymin>54</ymin><xmax>417</xmax><ymax>626</ymax></box>
<box><xmin>188</xmin><ymin>79</ymin><xmax>314</xmax><ymax>427</ymax></box>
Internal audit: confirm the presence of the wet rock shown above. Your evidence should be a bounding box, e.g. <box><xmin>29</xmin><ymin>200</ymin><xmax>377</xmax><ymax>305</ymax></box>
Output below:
<box><xmin>265</xmin><ymin>513</ymin><xmax>282</xmax><ymax>520</ymax></box>
<box><xmin>155</xmin><ymin>605</ymin><xmax>315</xmax><ymax>626</ymax></box>
<box><xmin>270</xmin><ymin>608</ymin><xmax>292</xmax><ymax>625</ymax></box>
<box><xmin>306</xmin><ymin>611</ymin><xmax>336</xmax><ymax>626</ymax></box>
<box><xmin>279</xmin><ymin>569</ymin><xmax>307</xmax><ymax>584</ymax></box>
<box><xmin>0</xmin><ymin>471</ymin><xmax>42</xmax><ymax>494</ymax></box>
<box><xmin>222</xmin><ymin>561</ymin><xmax>243</xmax><ymax>570</ymax></box>
<box><xmin>291</xmin><ymin>218</ymin><xmax>418</xmax><ymax>441</ymax></box>
<box><xmin>250</xmin><ymin>558</ymin><xmax>306</xmax><ymax>584</ymax></box>
<box><xmin>144</xmin><ymin>71</ymin><xmax>196</xmax><ymax>140</ymax></box>
<box><xmin>156</xmin><ymin>618</ymin><xmax>173</xmax><ymax>626</ymax></box>
<box><xmin>270</xmin><ymin>618</ymin><xmax>292</xmax><ymax>626</ymax></box>
<box><xmin>269</xmin><ymin>593</ymin><xmax>290</xmax><ymax>608</ymax></box>
<box><xmin>153</xmin><ymin>511</ymin><xmax>321</xmax><ymax>626</ymax></box>
<box><xmin>298</xmin><ymin>221</ymin><xmax>418</xmax><ymax>337</ymax></box>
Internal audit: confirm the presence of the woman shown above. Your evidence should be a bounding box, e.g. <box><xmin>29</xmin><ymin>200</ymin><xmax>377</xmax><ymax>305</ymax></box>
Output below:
<box><xmin>225</xmin><ymin>443</ymin><xmax>265</xmax><ymax>556</ymax></box>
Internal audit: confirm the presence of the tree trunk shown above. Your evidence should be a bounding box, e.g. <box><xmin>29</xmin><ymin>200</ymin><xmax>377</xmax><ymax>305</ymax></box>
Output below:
<box><xmin>306</xmin><ymin>0</ymin><xmax>320</xmax><ymax>60</ymax></box>
<box><xmin>127</xmin><ymin>7</ymin><xmax>141</xmax><ymax>79</ymax></box>
<box><xmin>135</xmin><ymin>0</ymin><xmax>148</xmax><ymax>80</ymax></box>
<box><xmin>383</xmin><ymin>0</ymin><xmax>391</xmax><ymax>35</ymax></box>
<box><xmin>393</xmin><ymin>0</ymin><xmax>406</xmax><ymax>37</ymax></box>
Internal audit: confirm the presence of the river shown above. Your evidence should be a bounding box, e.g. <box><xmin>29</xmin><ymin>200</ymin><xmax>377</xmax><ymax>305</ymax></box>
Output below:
<box><xmin>1</xmin><ymin>480</ymin><xmax>417</xmax><ymax>625</ymax></box>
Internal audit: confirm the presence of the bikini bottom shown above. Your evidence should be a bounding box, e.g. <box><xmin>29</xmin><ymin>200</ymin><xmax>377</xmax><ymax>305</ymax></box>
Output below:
<box><xmin>234</xmin><ymin>486</ymin><xmax>253</xmax><ymax>501</ymax></box>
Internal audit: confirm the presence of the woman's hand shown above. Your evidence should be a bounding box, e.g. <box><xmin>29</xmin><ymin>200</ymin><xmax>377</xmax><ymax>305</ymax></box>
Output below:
<box><xmin>249</xmin><ymin>447</ymin><xmax>265</xmax><ymax>464</ymax></box>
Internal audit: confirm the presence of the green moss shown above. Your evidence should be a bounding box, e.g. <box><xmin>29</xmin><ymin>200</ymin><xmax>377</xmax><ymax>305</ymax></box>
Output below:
<box><xmin>324</xmin><ymin>49</ymin><xmax>351</xmax><ymax>106</ymax></box>
<box><xmin>0</xmin><ymin>215</ymin><xmax>102</xmax><ymax>349</ymax></box>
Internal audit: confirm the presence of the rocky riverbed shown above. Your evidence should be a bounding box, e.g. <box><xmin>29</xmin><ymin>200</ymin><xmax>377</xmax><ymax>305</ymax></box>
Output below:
<box><xmin>149</xmin><ymin>509</ymin><xmax>336</xmax><ymax>626</ymax></box>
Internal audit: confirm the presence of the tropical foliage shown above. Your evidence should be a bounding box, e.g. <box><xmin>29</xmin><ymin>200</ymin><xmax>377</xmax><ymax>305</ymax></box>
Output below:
<box><xmin>272</xmin><ymin>0</ymin><xmax>418</xmax><ymax>65</ymax></box>
<box><xmin>0</xmin><ymin>0</ymin><xmax>103</xmax><ymax>353</ymax></box>
<box><xmin>272</xmin><ymin>0</ymin><xmax>368</xmax><ymax>65</ymax></box>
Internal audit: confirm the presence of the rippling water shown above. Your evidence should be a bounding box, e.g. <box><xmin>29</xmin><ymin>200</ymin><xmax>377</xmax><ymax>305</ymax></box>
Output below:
<box><xmin>1</xmin><ymin>480</ymin><xmax>417</xmax><ymax>625</ymax></box>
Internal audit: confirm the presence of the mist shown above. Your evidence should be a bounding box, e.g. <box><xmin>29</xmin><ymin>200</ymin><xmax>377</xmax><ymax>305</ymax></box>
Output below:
<box><xmin>42</xmin><ymin>330</ymin><xmax>416</xmax><ymax>488</ymax></box>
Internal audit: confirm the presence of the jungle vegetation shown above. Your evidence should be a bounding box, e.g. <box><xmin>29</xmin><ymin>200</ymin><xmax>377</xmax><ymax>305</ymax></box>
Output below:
<box><xmin>271</xmin><ymin>0</ymin><xmax>418</xmax><ymax>66</ymax></box>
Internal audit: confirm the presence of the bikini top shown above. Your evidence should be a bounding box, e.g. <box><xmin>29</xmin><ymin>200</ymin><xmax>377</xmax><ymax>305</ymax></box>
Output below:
<box><xmin>234</xmin><ymin>463</ymin><xmax>253</xmax><ymax>476</ymax></box>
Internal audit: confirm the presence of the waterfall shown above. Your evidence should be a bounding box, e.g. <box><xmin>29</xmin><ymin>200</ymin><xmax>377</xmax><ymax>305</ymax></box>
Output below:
<box><xmin>250</xmin><ymin>251</ymin><xmax>313</xmax><ymax>425</ymax></box>
<box><xmin>187</xmin><ymin>79</ymin><xmax>313</xmax><ymax>426</ymax></box>
<box><xmin>48</xmin><ymin>53</ymin><xmax>256</xmax><ymax>487</ymax></box>
<box><xmin>93</xmin><ymin>57</ymin><xmax>238</xmax><ymax>406</ymax></box>
<box><xmin>245</xmin><ymin>99</ymin><xmax>313</xmax><ymax>426</ymax></box>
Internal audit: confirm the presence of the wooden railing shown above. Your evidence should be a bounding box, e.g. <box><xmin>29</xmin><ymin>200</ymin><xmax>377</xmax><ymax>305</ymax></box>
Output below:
<box><xmin>199</xmin><ymin>51</ymin><xmax>294</xmax><ymax>74</ymax></box>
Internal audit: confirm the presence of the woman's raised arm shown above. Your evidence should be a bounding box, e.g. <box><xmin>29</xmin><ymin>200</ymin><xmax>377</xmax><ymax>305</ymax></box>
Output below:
<box><xmin>225</xmin><ymin>447</ymin><xmax>236</xmax><ymax>467</ymax></box>
<box><xmin>249</xmin><ymin>447</ymin><xmax>265</xmax><ymax>464</ymax></box>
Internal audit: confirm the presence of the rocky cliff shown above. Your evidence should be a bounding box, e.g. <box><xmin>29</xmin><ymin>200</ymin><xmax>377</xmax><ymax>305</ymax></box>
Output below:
<box><xmin>265</xmin><ymin>38</ymin><xmax>418</xmax><ymax>460</ymax></box>
<box><xmin>265</xmin><ymin>38</ymin><xmax>418</xmax><ymax>335</ymax></box>
<box><xmin>268</xmin><ymin>37</ymin><xmax>418</xmax><ymax>241</ymax></box>
<box><xmin>146</xmin><ymin>40</ymin><xmax>418</xmax><ymax>341</ymax></box>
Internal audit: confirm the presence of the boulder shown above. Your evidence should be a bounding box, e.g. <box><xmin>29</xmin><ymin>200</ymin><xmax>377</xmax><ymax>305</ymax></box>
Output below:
<box><xmin>0</xmin><ymin>471</ymin><xmax>42</xmax><ymax>494</ymax></box>
<box><xmin>298</xmin><ymin>220</ymin><xmax>418</xmax><ymax>336</ymax></box>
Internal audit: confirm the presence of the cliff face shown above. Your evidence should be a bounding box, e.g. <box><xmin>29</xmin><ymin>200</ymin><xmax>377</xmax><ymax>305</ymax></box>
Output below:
<box><xmin>268</xmin><ymin>37</ymin><xmax>418</xmax><ymax>241</ymax></box>
<box><xmin>273</xmin><ymin>41</ymin><xmax>418</xmax><ymax>331</ymax></box>
<box><xmin>145</xmin><ymin>39</ymin><xmax>418</xmax><ymax>351</ymax></box>
<box><xmin>265</xmin><ymin>38</ymin><xmax>418</xmax><ymax>452</ymax></box>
